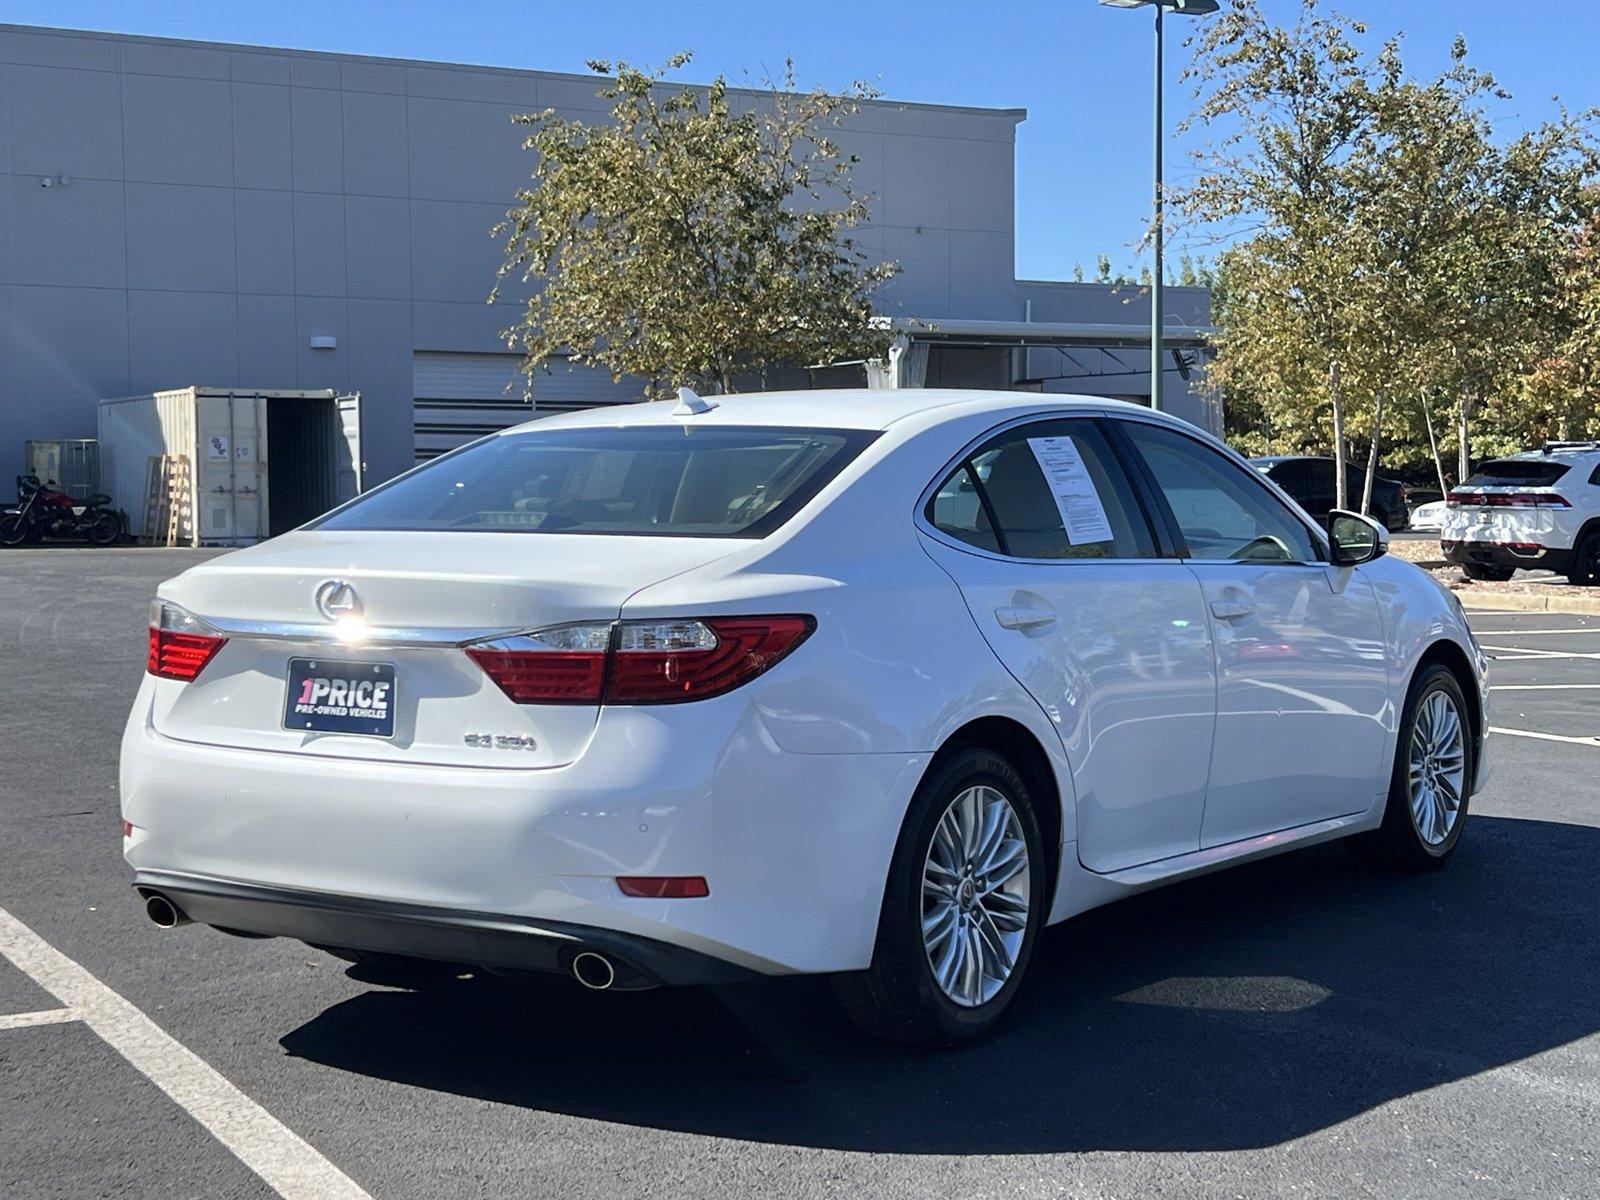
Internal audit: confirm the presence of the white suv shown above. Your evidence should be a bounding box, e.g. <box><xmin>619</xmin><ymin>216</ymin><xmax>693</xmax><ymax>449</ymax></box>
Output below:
<box><xmin>1442</xmin><ymin>443</ymin><xmax>1600</xmax><ymax>585</ymax></box>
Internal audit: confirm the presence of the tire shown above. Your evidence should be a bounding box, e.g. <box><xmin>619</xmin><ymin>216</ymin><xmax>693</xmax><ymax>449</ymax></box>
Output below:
<box><xmin>1461</xmin><ymin>562</ymin><xmax>1514</xmax><ymax>582</ymax></box>
<box><xmin>1349</xmin><ymin>663</ymin><xmax>1473</xmax><ymax>870</ymax></box>
<box><xmin>85</xmin><ymin>510</ymin><xmax>122</xmax><ymax>546</ymax></box>
<box><xmin>1566</xmin><ymin>531</ymin><xmax>1600</xmax><ymax>586</ymax></box>
<box><xmin>0</xmin><ymin>516</ymin><xmax>31</xmax><ymax>547</ymax></box>
<box><xmin>831</xmin><ymin>746</ymin><xmax>1048</xmax><ymax>1046</ymax></box>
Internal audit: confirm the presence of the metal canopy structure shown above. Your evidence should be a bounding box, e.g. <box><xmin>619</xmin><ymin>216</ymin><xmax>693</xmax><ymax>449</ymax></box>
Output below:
<box><xmin>874</xmin><ymin>316</ymin><xmax>1217</xmax><ymax>351</ymax></box>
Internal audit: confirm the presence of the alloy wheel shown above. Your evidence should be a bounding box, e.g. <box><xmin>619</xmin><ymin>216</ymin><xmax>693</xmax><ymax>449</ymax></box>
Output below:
<box><xmin>1408</xmin><ymin>689</ymin><xmax>1467</xmax><ymax>846</ymax></box>
<box><xmin>921</xmin><ymin>785</ymin><xmax>1031</xmax><ymax>1007</ymax></box>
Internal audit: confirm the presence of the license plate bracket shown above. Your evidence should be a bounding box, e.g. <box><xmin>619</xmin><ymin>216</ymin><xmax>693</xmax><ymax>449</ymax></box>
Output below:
<box><xmin>284</xmin><ymin>658</ymin><xmax>396</xmax><ymax>738</ymax></box>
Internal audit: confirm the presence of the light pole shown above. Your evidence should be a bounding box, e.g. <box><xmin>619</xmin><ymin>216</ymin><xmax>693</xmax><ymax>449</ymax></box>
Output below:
<box><xmin>1099</xmin><ymin>0</ymin><xmax>1218</xmax><ymax>411</ymax></box>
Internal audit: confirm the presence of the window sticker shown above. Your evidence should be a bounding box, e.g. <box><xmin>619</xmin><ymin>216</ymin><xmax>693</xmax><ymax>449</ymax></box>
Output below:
<box><xmin>1026</xmin><ymin>436</ymin><xmax>1115</xmax><ymax>544</ymax></box>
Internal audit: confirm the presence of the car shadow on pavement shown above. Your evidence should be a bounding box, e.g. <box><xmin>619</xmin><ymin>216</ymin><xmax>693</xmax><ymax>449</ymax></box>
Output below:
<box><xmin>280</xmin><ymin>814</ymin><xmax>1600</xmax><ymax>1153</ymax></box>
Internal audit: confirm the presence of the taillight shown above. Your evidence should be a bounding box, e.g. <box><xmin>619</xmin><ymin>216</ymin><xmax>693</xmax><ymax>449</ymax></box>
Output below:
<box><xmin>465</xmin><ymin>622</ymin><xmax>612</xmax><ymax>704</ymax></box>
<box><xmin>1507</xmin><ymin>492</ymin><xmax>1571</xmax><ymax>508</ymax></box>
<box><xmin>1447</xmin><ymin>490</ymin><xmax>1569</xmax><ymax>508</ymax></box>
<box><xmin>147</xmin><ymin>600</ymin><xmax>227</xmax><ymax>681</ymax></box>
<box><xmin>469</xmin><ymin>615</ymin><xmax>814</xmax><ymax>705</ymax></box>
<box><xmin>607</xmin><ymin>616</ymin><xmax>812</xmax><ymax>703</ymax></box>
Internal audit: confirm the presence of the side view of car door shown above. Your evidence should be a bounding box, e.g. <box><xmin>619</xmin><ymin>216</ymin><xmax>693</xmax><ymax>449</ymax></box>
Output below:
<box><xmin>1114</xmin><ymin>419</ymin><xmax>1392</xmax><ymax>848</ymax></box>
<box><xmin>917</xmin><ymin>416</ymin><xmax>1218</xmax><ymax>874</ymax></box>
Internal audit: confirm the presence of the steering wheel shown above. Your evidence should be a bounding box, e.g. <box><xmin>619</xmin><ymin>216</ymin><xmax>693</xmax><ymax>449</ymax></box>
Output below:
<box><xmin>1229</xmin><ymin>534</ymin><xmax>1293</xmax><ymax>562</ymax></box>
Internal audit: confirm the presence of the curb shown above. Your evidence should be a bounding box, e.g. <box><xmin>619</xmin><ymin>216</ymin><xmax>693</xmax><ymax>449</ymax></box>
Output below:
<box><xmin>1454</xmin><ymin>589</ymin><xmax>1600</xmax><ymax>616</ymax></box>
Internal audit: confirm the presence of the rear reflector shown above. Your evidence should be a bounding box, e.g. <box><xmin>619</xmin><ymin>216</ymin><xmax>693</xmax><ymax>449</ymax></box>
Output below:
<box><xmin>616</xmin><ymin>876</ymin><xmax>710</xmax><ymax>899</ymax></box>
<box><xmin>470</xmin><ymin>615</ymin><xmax>814</xmax><ymax>706</ymax></box>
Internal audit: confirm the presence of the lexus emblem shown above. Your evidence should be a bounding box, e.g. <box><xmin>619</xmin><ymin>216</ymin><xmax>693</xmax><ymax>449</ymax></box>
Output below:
<box><xmin>314</xmin><ymin>580</ymin><xmax>363</xmax><ymax>622</ymax></box>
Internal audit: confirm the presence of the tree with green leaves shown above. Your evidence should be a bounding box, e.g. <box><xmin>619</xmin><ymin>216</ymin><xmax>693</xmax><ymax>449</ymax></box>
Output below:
<box><xmin>1519</xmin><ymin>193</ymin><xmax>1600</xmax><ymax>440</ymax></box>
<box><xmin>492</xmin><ymin>54</ymin><xmax>896</xmax><ymax>397</ymax></box>
<box><xmin>1178</xmin><ymin>0</ymin><xmax>1597</xmax><ymax>500</ymax></box>
<box><xmin>1176</xmin><ymin>0</ymin><xmax>1386</xmax><ymax>510</ymax></box>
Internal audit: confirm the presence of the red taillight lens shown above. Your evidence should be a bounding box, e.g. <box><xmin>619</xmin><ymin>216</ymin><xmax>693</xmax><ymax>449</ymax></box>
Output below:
<box><xmin>1508</xmin><ymin>492</ymin><xmax>1570</xmax><ymax>508</ymax></box>
<box><xmin>1449</xmin><ymin>490</ymin><xmax>1569</xmax><ymax>508</ymax></box>
<box><xmin>616</xmin><ymin>875</ymin><xmax>710</xmax><ymax>898</ymax></box>
<box><xmin>605</xmin><ymin>615</ymin><xmax>814</xmax><ymax>704</ymax></box>
<box><xmin>466</xmin><ymin>647</ymin><xmax>608</xmax><ymax>703</ymax></box>
<box><xmin>147</xmin><ymin>628</ymin><xmax>227</xmax><ymax>680</ymax></box>
<box><xmin>469</xmin><ymin>616</ymin><xmax>814</xmax><ymax>706</ymax></box>
<box><xmin>147</xmin><ymin>601</ymin><xmax>227</xmax><ymax>681</ymax></box>
<box><xmin>466</xmin><ymin>621</ymin><xmax>613</xmax><ymax>704</ymax></box>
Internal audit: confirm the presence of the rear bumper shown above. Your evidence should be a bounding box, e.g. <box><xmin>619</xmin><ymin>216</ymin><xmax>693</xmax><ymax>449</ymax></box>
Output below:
<box><xmin>1442</xmin><ymin>540</ymin><xmax>1572</xmax><ymax>573</ymax></box>
<box><xmin>121</xmin><ymin>680</ymin><xmax>929</xmax><ymax>976</ymax></box>
<box><xmin>134</xmin><ymin>870</ymin><xmax>757</xmax><ymax>987</ymax></box>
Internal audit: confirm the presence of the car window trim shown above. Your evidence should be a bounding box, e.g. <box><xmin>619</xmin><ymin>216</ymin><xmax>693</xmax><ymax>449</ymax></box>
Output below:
<box><xmin>963</xmin><ymin>460</ymin><xmax>1012</xmax><ymax>556</ymax></box>
<box><xmin>1101</xmin><ymin>418</ymin><xmax>1186</xmax><ymax>558</ymax></box>
<box><xmin>1108</xmin><ymin>413</ymin><xmax>1331</xmax><ymax>566</ymax></box>
<box><xmin>916</xmin><ymin>411</ymin><xmax>1172</xmax><ymax>565</ymax></box>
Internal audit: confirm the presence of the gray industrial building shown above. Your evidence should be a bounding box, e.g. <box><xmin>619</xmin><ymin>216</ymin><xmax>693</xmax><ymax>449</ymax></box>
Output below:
<box><xmin>0</xmin><ymin>22</ymin><xmax>1215</xmax><ymax>490</ymax></box>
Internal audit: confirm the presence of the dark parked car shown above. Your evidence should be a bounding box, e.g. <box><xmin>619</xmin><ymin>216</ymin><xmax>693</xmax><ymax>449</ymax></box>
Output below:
<box><xmin>1250</xmin><ymin>456</ymin><xmax>1409</xmax><ymax>532</ymax></box>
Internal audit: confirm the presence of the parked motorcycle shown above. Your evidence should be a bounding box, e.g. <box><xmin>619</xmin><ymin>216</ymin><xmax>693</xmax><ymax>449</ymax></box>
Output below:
<box><xmin>0</xmin><ymin>476</ymin><xmax>124</xmax><ymax>546</ymax></box>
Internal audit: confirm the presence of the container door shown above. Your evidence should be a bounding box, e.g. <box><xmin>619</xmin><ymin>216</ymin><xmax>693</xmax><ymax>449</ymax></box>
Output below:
<box><xmin>234</xmin><ymin>396</ymin><xmax>267</xmax><ymax>542</ymax></box>
<box><xmin>195</xmin><ymin>393</ymin><xmax>267</xmax><ymax>545</ymax></box>
<box><xmin>335</xmin><ymin>393</ymin><xmax>364</xmax><ymax>499</ymax></box>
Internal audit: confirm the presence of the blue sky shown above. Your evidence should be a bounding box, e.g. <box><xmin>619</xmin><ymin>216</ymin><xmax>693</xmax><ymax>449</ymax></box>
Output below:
<box><xmin>11</xmin><ymin>1</ymin><xmax>1599</xmax><ymax>282</ymax></box>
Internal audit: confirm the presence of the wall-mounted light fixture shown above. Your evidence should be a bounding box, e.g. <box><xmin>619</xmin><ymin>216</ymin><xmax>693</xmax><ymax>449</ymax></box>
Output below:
<box><xmin>309</xmin><ymin>335</ymin><xmax>338</xmax><ymax>350</ymax></box>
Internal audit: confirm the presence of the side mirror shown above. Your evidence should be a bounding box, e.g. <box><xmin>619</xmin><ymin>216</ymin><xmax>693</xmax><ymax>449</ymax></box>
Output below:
<box><xmin>1328</xmin><ymin>509</ymin><xmax>1387</xmax><ymax>566</ymax></box>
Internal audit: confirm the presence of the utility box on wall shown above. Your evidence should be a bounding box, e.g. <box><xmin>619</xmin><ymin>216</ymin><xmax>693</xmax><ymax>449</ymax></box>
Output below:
<box><xmin>98</xmin><ymin>388</ymin><xmax>365</xmax><ymax>547</ymax></box>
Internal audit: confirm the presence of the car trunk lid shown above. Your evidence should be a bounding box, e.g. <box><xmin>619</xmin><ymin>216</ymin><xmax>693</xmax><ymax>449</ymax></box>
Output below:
<box><xmin>150</xmin><ymin>530</ymin><xmax>743</xmax><ymax>767</ymax></box>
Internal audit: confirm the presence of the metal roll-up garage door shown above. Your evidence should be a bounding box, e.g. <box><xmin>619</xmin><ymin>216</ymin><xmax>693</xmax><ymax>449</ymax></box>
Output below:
<box><xmin>412</xmin><ymin>352</ymin><xmax>649</xmax><ymax>463</ymax></box>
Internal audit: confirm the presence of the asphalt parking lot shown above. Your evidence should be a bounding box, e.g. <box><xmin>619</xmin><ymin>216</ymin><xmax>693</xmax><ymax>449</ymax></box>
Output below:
<box><xmin>1</xmin><ymin>548</ymin><xmax>1596</xmax><ymax>1200</ymax></box>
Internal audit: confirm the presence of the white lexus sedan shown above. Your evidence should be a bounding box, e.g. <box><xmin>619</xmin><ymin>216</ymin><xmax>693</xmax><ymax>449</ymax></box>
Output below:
<box><xmin>123</xmin><ymin>389</ymin><xmax>1488</xmax><ymax>1044</ymax></box>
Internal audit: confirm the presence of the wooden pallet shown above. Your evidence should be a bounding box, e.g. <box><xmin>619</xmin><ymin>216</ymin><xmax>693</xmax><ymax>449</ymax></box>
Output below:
<box><xmin>138</xmin><ymin>455</ymin><xmax>191</xmax><ymax>546</ymax></box>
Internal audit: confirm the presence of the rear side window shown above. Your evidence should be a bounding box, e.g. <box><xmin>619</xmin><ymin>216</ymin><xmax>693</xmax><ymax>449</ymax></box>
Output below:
<box><xmin>927</xmin><ymin>420</ymin><xmax>1156</xmax><ymax>559</ymax></box>
<box><xmin>1464</xmin><ymin>460</ymin><xmax>1572</xmax><ymax>487</ymax></box>
<box><xmin>1264</xmin><ymin>460</ymin><xmax>1311</xmax><ymax>491</ymax></box>
<box><xmin>315</xmin><ymin>425</ymin><xmax>877</xmax><ymax>538</ymax></box>
<box><xmin>928</xmin><ymin>465</ymin><xmax>999</xmax><ymax>553</ymax></box>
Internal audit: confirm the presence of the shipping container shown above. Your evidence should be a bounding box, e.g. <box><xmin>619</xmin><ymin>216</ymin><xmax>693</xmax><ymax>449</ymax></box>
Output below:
<box><xmin>23</xmin><ymin>439</ymin><xmax>102</xmax><ymax>499</ymax></box>
<box><xmin>98</xmin><ymin>388</ymin><xmax>364</xmax><ymax>547</ymax></box>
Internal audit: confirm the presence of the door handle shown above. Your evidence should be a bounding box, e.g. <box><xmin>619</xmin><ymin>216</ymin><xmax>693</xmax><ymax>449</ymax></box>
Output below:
<box><xmin>1209</xmin><ymin>597</ymin><xmax>1255</xmax><ymax>622</ymax></box>
<box><xmin>995</xmin><ymin>605</ymin><xmax>1056</xmax><ymax>631</ymax></box>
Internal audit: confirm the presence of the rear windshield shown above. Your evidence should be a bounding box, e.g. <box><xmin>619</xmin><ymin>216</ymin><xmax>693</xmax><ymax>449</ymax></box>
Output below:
<box><xmin>1462</xmin><ymin>459</ymin><xmax>1571</xmax><ymax>488</ymax></box>
<box><xmin>314</xmin><ymin>425</ymin><xmax>877</xmax><ymax>538</ymax></box>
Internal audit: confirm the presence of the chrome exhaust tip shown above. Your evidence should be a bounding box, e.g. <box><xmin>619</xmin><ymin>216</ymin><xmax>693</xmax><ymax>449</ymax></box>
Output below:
<box><xmin>143</xmin><ymin>892</ymin><xmax>189</xmax><ymax>929</ymax></box>
<box><xmin>571</xmin><ymin>951</ymin><xmax>617</xmax><ymax>991</ymax></box>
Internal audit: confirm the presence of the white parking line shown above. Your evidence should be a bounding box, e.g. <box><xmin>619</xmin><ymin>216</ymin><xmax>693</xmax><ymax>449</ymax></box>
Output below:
<box><xmin>1489</xmin><ymin>726</ymin><xmax>1600</xmax><ymax>748</ymax></box>
<box><xmin>1492</xmin><ymin>684</ymin><xmax>1600</xmax><ymax>691</ymax></box>
<box><xmin>1477</xmin><ymin>644</ymin><xmax>1600</xmax><ymax>661</ymax></box>
<box><xmin>1474</xmin><ymin>628</ymin><xmax>1600</xmax><ymax>637</ymax></box>
<box><xmin>0</xmin><ymin>1006</ymin><xmax>76</xmax><ymax>1030</ymax></box>
<box><xmin>0</xmin><ymin>905</ymin><xmax>373</xmax><ymax>1200</ymax></box>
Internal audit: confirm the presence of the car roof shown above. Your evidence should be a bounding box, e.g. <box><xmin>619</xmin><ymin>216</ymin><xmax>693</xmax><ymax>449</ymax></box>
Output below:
<box><xmin>497</xmin><ymin>388</ymin><xmax>1157</xmax><ymax>436</ymax></box>
<box><xmin>1488</xmin><ymin>446</ymin><xmax>1600</xmax><ymax>462</ymax></box>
